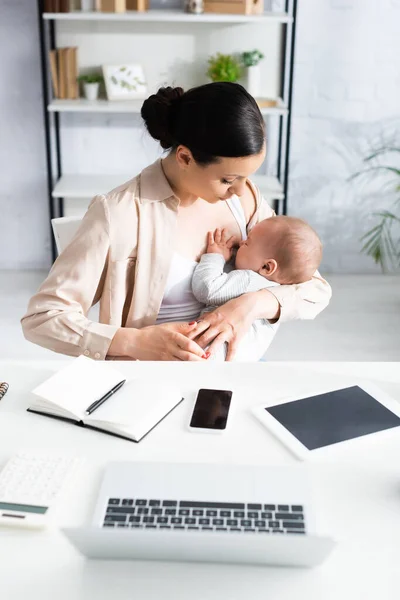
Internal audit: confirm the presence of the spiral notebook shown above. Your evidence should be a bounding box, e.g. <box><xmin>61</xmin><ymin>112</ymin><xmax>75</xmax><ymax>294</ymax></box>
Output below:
<box><xmin>28</xmin><ymin>356</ymin><xmax>183</xmax><ymax>443</ymax></box>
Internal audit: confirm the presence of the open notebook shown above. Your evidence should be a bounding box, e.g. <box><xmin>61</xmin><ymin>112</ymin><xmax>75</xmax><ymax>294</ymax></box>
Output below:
<box><xmin>28</xmin><ymin>356</ymin><xmax>184</xmax><ymax>443</ymax></box>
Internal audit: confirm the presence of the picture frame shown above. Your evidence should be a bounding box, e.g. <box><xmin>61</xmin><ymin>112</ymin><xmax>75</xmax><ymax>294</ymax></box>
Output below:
<box><xmin>102</xmin><ymin>64</ymin><xmax>147</xmax><ymax>100</ymax></box>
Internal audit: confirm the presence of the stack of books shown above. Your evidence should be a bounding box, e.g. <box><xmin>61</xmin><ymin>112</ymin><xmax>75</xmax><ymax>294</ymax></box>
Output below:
<box><xmin>43</xmin><ymin>1</ymin><xmax>150</xmax><ymax>13</ymax></box>
<box><xmin>44</xmin><ymin>0</ymin><xmax>71</xmax><ymax>11</ymax></box>
<box><xmin>49</xmin><ymin>48</ymin><xmax>79</xmax><ymax>100</ymax></box>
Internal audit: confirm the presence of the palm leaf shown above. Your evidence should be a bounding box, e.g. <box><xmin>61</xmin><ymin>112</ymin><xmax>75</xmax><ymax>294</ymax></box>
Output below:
<box><xmin>364</xmin><ymin>147</ymin><xmax>400</xmax><ymax>162</ymax></box>
<box><xmin>360</xmin><ymin>212</ymin><xmax>400</xmax><ymax>271</ymax></box>
<box><xmin>349</xmin><ymin>165</ymin><xmax>400</xmax><ymax>181</ymax></box>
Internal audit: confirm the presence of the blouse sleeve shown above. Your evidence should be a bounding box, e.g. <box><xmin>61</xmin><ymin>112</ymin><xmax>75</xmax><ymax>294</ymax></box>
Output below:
<box><xmin>20</xmin><ymin>195</ymin><xmax>119</xmax><ymax>358</ymax></box>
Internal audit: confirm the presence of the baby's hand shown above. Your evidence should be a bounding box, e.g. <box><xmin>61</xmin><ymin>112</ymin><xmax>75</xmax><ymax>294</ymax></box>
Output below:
<box><xmin>206</xmin><ymin>228</ymin><xmax>237</xmax><ymax>261</ymax></box>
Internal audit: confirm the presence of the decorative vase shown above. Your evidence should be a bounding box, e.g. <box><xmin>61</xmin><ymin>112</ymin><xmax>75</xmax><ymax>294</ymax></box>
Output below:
<box><xmin>246</xmin><ymin>65</ymin><xmax>261</xmax><ymax>98</ymax></box>
<box><xmin>83</xmin><ymin>82</ymin><xmax>100</xmax><ymax>101</ymax></box>
<box><xmin>184</xmin><ymin>0</ymin><xmax>204</xmax><ymax>14</ymax></box>
<box><xmin>81</xmin><ymin>0</ymin><xmax>95</xmax><ymax>10</ymax></box>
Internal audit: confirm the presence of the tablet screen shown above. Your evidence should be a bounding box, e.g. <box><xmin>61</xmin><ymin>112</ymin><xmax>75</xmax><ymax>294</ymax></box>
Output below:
<box><xmin>265</xmin><ymin>386</ymin><xmax>400</xmax><ymax>450</ymax></box>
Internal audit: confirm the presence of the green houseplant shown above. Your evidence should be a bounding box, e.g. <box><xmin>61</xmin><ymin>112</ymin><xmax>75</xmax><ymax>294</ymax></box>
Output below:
<box><xmin>350</xmin><ymin>146</ymin><xmax>400</xmax><ymax>272</ymax></box>
<box><xmin>77</xmin><ymin>73</ymin><xmax>104</xmax><ymax>85</ymax></box>
<box><xmin>77</xmin><ymin>73</ymin><xmax>104</xmax><ymax>100</ymax></box>
<box><xmin>241</xmin><ymin>50</ymin><xmax>264</xmax><ymax>97</ymax></box>
<box><xmin>241</xmin><ymin>50</ymin><xmax>264</xmax><ymax>67</ymax></box>
<box><xmin>207</xmin><ymin>53</ymin><xmax>242</xmax><ymax>83</ymax></box>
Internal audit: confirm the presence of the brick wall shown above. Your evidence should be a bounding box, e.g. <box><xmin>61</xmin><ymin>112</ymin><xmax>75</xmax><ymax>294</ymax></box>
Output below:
<box><xmin>287</xmin><ymin>0</ymin><xmax>400</xmax><ymax>272</ymax></box>
<box><xmin>0</xmin><ymin>0</ymin><xmax>399</xmax><ymax>270</ymax></box>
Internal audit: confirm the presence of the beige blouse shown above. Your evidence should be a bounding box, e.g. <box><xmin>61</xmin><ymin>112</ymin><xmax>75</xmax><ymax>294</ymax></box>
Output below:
<box><xmin>21</xmin><ymin>159</ymin><xmax>332</xmax><ymax>360</ymax></box>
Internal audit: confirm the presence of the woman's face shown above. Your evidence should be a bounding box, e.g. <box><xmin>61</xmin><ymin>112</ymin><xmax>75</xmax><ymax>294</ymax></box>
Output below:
<box><xmin>179</xmin><ymin>146</ymin><xmax>266</xmax><ymax>204</ymax></box>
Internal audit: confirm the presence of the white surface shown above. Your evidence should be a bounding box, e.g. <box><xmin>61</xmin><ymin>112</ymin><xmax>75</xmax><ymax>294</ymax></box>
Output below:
<box><xmin>51</xmin><ymin>173</ymin><xmax>283</xmax><ymax>202</ymax></box>
<box><xmin>48</xmin><ymin>98</ymin><xmax>288</xmax><ymax>115</ymax></box>
<box><xmin>43</xmin><ymin>10</ymin><xmax>293</xmax><ymax>23</ymax></box>
<box><xmin>0</xmin><ymin>361</ymin><xmax>400</xmax><ymax>598</ymax></box>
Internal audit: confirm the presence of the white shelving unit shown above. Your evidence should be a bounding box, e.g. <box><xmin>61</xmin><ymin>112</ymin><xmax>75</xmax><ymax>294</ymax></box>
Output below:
<box><xmin>43</xmin><ymin>10</ymin><xmax>292</xmax><ymax>23</ymax></box>
<box><xmin>52</xmin><ymin>173</ymin><xmax>284</xmax><ymax>205</ymax></box>
<box><xmin>38</xmin><ymin>3</ymin><xmax>297</xmax><ymax>259</ymax></box>
<box><xmin>48</xmin><ymin>97</ymin><xmax>288</xmax><ymax>115</ymax></box>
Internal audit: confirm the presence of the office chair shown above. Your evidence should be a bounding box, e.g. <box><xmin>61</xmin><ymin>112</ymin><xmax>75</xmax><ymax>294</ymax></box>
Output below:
<box><xmin>51</xmin><ymin>216</ymin><xmax>81</xmax><ymax>255</ymax></box>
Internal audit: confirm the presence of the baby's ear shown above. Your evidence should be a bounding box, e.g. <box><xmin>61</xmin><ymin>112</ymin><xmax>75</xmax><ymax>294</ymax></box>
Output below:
<box><xmin>258</xmin><ymin>259</ymin><xmax>278</xmax><ymax>277</ymax></box>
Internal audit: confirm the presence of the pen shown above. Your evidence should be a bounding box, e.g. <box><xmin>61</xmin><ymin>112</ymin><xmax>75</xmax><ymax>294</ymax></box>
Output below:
<box><xmin>85</xmin><ymin>379</ymin><xmax>126</xmax><ymax>415</ymax></box>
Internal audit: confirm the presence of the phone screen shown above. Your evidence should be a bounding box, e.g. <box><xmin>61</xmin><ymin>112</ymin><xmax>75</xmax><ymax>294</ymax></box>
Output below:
<box><xmin>190</xmin><ymin>389</ymin><xmax>232</xmax><ymax>430</ymax></box>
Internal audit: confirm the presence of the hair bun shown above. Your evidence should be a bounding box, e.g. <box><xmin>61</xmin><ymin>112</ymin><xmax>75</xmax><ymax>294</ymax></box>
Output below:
<box><xmin>141</xmin><ymin>86</ymin><xmax>184</xmax><ymax>149</ymax></box>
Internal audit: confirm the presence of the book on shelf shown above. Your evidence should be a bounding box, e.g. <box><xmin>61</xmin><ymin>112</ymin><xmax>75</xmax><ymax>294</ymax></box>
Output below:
<box><xmin>49</xmin><ymin>50</ymin><xmax>59</xmax><ymax>98</ymax></box>
<box><xmin>50</xmin><ymin>47</ymin><xmax>78</xmax><ymax>100</ymax></box>
<box><xmin>126</xmin><ymin>0</ymin><xmax>149</xmax><ymax>11</ymax></box>
<box><xmin>44</xmin><ymin>0</ymin><xmax>72</xmax><ymax>11</ymax></box>
<box><xmin>99</xmin><ymin>0</ymin><xmax>126</xmax><ymax>12</ymax></box>
<box><xmin>59</xmin><ymin>0</ymin><xmax>71</xmax><ymax>11</ymax></box>
<box><xmin>28</xmin><ymin>356</ymin><xmax>184</xmax><ymax>443</ymax></box>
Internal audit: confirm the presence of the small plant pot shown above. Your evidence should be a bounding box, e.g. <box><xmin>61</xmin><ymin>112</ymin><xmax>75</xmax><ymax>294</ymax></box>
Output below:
<box><xmin>83</xmin><ymin>82</ymin><xmax>100</xmax><ymax>101</ymax></box>
<box><xmin>81</xmin><ymin>0</ymin><xmax>95</xmax><ymax>11</ymax></box>
<box><xmin>184</xmin><ymin>0</ymin><xmax>204</xmax><ymax>13</ymax></box>
<box><xmin>246</xmin><ymin>65</ymin><xmax>261</xmax><ymax>98</ymax></box>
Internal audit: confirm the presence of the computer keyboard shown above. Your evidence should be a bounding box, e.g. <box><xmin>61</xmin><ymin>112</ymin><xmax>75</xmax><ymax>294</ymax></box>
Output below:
<box><xmin>102</xmin><ymin>498</ymin><xmax>306</xmax><ymax>534</ymax></box>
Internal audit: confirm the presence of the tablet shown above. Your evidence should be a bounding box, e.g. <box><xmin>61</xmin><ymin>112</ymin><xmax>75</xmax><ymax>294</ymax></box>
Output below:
<box><xmin>252</xmin><ymin>382</ymin><xmax>400</xmax><ymax>460</ymax></box>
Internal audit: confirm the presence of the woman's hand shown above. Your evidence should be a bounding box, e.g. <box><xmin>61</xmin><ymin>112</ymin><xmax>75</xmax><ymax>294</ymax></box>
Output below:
<box><xmin>109</xmin><ymin>322</ymin><xmax>208</xmax><ymax>361</ymax></box>
<box><xmin>187</xmin><ymin>290</ymin><xmax>280</xmax><ymax>361</ymax></box>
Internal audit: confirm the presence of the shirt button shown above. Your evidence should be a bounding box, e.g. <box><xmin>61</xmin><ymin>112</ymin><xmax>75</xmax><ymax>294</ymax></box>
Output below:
<box><xmin>83</xmin><ymin>350</ymin><xmax>90</xmax><ymax>357</ymax></box>
<box><xmin>94</xmin><ymin>352</ymin><xmax>101</xmax><ymax>359</ymax></box>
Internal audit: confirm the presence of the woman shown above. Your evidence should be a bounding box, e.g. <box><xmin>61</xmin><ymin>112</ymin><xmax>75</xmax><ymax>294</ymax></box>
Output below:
<box><xmin>21</xmin><ymin>83</ymin><xmax>331</xmax><ymax>361</ymax></box>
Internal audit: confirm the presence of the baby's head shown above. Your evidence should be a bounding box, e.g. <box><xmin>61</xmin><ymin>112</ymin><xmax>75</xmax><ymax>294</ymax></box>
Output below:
<box><xmin>235</xmin><ymin>216</ymin><xmax>322</xmax><ymax>284</ymax></box>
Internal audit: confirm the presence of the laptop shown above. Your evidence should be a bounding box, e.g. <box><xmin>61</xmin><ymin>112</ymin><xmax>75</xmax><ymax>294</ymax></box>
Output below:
<box><xmin>62</xmin><ymin>461</ymin><xmax>335</xmax><ymax>567</ymax></box>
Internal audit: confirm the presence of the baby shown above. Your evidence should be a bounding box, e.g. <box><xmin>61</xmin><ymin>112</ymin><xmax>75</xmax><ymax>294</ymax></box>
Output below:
<box><xmin>192</xmin><ymin>215</ymin><xmax>322</xmax><ymax>362</ymax></box>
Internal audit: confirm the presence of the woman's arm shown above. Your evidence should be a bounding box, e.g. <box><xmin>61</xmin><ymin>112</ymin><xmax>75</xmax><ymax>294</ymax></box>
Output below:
<box><xmin>21</xmin><ymin>196</ymin><xmax>120</xmax><ymax>359</ymax></box>
<box><xmin>21</xmin><ymin>196</ymin><xmax>206</xmax><ymax>361</ymax></box>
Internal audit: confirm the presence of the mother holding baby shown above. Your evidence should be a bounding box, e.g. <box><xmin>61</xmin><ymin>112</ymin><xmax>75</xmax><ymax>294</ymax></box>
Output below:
<box><xmin>22</xmin><ymin>82</ymin><xmax>331</xmax><ymax>362</ymax></box>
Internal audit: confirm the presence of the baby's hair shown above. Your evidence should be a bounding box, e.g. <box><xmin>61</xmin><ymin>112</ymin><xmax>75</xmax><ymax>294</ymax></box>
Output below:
<box><xmin>262</xmin><ymin>216</ymin><xmax>322</xmax><ymax>284</ymax></box>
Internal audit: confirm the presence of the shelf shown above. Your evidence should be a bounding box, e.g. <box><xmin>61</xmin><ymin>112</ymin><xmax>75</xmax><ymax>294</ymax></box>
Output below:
<box><xmin>52</xmin><ymin>173</ymin><xmax>284</xmax><ymax>203</ymax></box>
<box><xmin>48</xmin><ymin>97</ymin><xmax>288</xmax><ymax>115</ymax></box>
<box><xmin>43</xmin><ymin>10</ymin><xmax>292</xmax><ymax>24</ymax></box>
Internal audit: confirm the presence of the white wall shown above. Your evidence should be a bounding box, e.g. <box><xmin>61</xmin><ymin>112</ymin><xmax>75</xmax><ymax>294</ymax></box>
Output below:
<box><xmin>289</xmin><ymin>0</ymin><xmax>400</xmax><ymax>273</ymax></box>
<box><xmin>0</xmin><ymin>0</ymin><xmax>399</xmax><ymax>271</ymax></box>
<box><xmin>0</xmin><ymin>0</ymin><xmax>51</xmax><ymax>269</ymax></box>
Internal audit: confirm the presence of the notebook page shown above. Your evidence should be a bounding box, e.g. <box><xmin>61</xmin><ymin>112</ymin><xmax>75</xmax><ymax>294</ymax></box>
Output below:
<box><xmin>31</xmin><ymin>356</ymin><xmax>125</xmax><ymax>418</ymax></box>
<box><xmin>87</xmin><ymin>380</ymin><xmax>183</xmax><ymax>438</ymax></box>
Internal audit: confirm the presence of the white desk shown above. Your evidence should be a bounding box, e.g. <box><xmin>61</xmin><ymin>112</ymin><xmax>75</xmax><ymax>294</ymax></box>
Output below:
<box><xmin>0</xmin><ymin>361</ymin><xmax>399</xmax><ymax>600</ymax></box>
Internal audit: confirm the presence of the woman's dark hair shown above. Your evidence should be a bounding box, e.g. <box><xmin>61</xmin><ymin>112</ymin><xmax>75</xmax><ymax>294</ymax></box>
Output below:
<box><xmin>141</xmin><ymin>82</ymin><xmax>265</xmax><ymax>165</ymax></box>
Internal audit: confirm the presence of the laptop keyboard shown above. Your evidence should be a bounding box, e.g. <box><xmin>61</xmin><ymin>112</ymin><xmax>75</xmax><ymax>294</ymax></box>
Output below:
<box><xmin>102</xmin><ymin>498</ymin><xmax>306</xmax><ymax>534</ymax></box>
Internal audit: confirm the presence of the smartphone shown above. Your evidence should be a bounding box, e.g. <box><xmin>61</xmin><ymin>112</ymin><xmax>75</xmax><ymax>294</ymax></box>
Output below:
<box><xmin>189</xmin><ymin>388</ymin><xmax>233</xmax><ymax>433</ymax></box>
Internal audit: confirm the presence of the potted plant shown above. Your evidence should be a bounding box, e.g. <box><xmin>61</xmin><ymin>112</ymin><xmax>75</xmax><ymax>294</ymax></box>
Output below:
<box><xmin>77</xmin><ymin>73</ymin><xmax>104</xmax><ymax>101</ymax></box>
<box><xmin>207</xmin><ymin>53</ymin><xmax>242</xmax><ymax>83</ymax></box>
<box><xmin>241</xmin><ymin>50</ymin><xmax>264</xmax><ymax>97</ymax></box>
<box><xmin>350</xmin><ymin>146</ymin><xmax>400</xmax><ymax>272</ymax></box>
<box><xmin>80</xmin><ymin>0</ymin><xmax>95</xmax><ymax>10</ymax></box>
